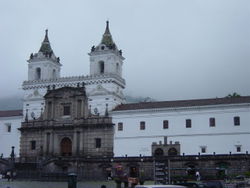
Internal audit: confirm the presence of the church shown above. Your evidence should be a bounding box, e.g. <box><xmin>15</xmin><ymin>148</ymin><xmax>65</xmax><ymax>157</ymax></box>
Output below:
<box><xmin>19</xmin><ymin>85</ymin><xmax>114</xmax><ymax>162</ymax></box>
<box><xmin>0</xmin><ymin>21</ymin><xmax>250</xmax><ymax>161</ymax></box>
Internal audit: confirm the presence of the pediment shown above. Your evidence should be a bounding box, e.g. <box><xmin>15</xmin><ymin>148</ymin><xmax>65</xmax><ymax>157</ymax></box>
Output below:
<box><xmin>44</xmin><ymin>86</ymin><xmax>86</xmax><ymax>98</ymax></box>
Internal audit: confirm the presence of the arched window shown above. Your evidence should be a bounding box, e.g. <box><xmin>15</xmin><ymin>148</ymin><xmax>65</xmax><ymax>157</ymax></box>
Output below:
<box><xmin>154</xmin><ymin>148</ymin><xmax>164</xmax><ymax>156</ymax></box>
<box><xmin>35</xmin><ymin>67</ymin><xmax>41</xmax><ymax>80</ymax></box>
<box><xmin>168</xmin><ymin>147</ymin><xmax>178</xmax><ymax>156</ymax></box>
<box><xmin>99</xmin><ymin>61</ymin><xmax>105</xmax><ymax>74</ymax></box>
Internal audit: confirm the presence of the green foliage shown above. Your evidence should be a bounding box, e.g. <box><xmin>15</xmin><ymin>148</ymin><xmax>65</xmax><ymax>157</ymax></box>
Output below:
<box><xmin>226</xmin><ymin>92</ymin><xmax>241</xmax><ymax>98</ymax></box>
<box><xmin>245</xmin><ymin>171</ymin><xmax>250</xmax><ymax>177</ymax></box>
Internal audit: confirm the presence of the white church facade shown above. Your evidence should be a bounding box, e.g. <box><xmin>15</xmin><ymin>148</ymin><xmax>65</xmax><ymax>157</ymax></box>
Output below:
<box><xmin>0</xmin><ymin>22</ymin><xmax>250</xmax><ymax>158</ymax></box>
<box><xmin>23</xmin><ymin>21</ymin><xmax>125</xmax><ymax>121</ymax></box>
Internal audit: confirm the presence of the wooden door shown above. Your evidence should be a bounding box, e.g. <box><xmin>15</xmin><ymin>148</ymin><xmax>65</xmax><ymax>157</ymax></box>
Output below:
<box><xmin>61</xmin><ymin>137</ymin><xmax>72</xmax><ymax>156</ymax></box>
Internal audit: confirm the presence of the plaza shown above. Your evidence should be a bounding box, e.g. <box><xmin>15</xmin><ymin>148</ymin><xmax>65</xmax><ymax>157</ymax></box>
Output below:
<box><xmin>0</xmin><ymin>180</ymin><xmax>118</xmax><ymax>188</ymax></box>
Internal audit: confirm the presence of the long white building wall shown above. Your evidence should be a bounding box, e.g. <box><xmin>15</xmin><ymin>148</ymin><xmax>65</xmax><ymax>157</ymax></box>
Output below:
<box><xmin>112</xmin><ymin>104</ymin><xmax>250</xmax><ymax>157</ymax></box>
<box><xmin>0</xmin><ymin>116</ymin><xmax>22</xmax><ymax>157</ymax></box>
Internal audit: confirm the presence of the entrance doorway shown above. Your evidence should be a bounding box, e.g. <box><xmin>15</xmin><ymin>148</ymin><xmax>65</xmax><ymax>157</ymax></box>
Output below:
<box><xmin>129</xmin><ymin>166</ymin><xmax>138</xmax><ymax>178</ymax></box>
<box><xmin>61</xmin><ymin>137</ymin><xmax>72</xmax><ymax>156</ymax></box>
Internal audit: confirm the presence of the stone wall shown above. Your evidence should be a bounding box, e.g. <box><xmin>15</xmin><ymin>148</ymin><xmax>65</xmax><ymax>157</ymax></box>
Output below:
<box><xmin>14</xmin><ymin>154</ymin><xmax>250</xmax><ymax>181</ymax></box>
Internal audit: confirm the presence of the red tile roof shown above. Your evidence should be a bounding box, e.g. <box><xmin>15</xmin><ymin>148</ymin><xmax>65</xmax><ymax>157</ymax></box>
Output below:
<box><xmin>0</xmin><ymin>110</ymin><xmax>23</xmax><ymax>117</ymax></box>
<box><xmin>113</xmin><ymin>96</ymin><xmax>250</xmax><ymax>111</ymax></box>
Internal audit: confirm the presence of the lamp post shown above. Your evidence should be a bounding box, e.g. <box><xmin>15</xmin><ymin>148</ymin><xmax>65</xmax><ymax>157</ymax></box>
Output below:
<box><xmin>140</xmin><ymin>158</ymin><xmax>145</xmax><ymax>185</ymax></box>
<box><xmin>68</xmin><ymin>173</ymin><xmax>77</xmax><ymax>188</ymax></box>
<box><xmin>10</xmin><ymin>146</ymin><xmax>15</xmax><ymax>181</ymax></box>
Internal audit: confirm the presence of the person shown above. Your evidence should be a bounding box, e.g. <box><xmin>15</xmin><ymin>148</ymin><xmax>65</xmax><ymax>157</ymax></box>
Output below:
<box><xmin>107</xmin><ymin>173</ymin><xmax>112</xmax><ymax>181</ymax></box>
<box><xmin>12</xmin><ymin>171</ymin><xmax>16</xmax><ymax>181</ymax></box>
<box><xmin>195</xmin><ymin>171</ymin><xmax>200</xmax><ymax>181</ymax></box>
<box><xmin>101</xmin><ymin>185</ymin><xmax>106</xmax><ymax>188</ymax></box>
<box><xmin>6</xmin><ymin>171</ymin><xmax>11</xmax><ymax>181</ymax></box>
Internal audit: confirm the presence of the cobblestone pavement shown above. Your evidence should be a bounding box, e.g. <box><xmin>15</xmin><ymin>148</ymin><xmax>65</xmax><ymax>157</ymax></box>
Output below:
<box><xmin>0</xmin><ymin>180</ymin><xmax>116</xmax><ymax>188</ymax></box>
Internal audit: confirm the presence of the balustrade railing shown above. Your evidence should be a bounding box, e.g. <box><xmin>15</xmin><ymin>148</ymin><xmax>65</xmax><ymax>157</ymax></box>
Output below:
<box><xmin>21</xmin><ymin>116</ymin><xmax>112</xmax><ymax>128</ymax></box>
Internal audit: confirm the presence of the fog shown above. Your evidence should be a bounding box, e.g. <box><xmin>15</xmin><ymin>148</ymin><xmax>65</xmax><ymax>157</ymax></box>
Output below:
<box><xmin>0</xmin><ymin>0</ymin><xmax>250</xmax><ymax>101</ymax></box>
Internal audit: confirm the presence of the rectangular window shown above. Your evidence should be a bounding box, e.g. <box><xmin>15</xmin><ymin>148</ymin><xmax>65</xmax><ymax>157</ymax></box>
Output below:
<box><xmin>236</xmin><ymin>146</ymin><xmax>241</xmax><ymax>152</ymax></box>
<box><xmin>163</xmin><ymin>120</ymin><xmax>169</xmax><ymax>129</ymax></box>
<box><xmin>140</xmin><ymin>121</ymin><xmax>145</xmax><ymax>130</ymax></box>
<box><xmin>201</xmin><ymin>146</ymin><xmax>206</xmax><ymax>153</ymax></box>
<box><xmin>31</xmin><ymin>141</ymin><xmax>36</xmax><ymax>150</ymax></box>
<box><xmin>209</xmin><ymin>118</ymin><xmax>215</xmax><ymax>127</ymax></box>
<box><xmin>234</xmin><ymin>116</ymin><xmax>240</xmax><ymax>126</ymax></box>
<box><xmin>186</xmin><ymin>119</ymin><xmax>192</xmax><ymax>128</ymax></box>
<box><xmin>63</xmin><ymin>106</ymin><xmax>71</xmax><ymax>116</ymax></box>
<box><xmin>118</xmin><ymin>122</ymin><xmax>123</xmax><ymax>131</ymax></box>
<box><xmin>95</xmin><ymin>138</ymin><xmax>101</xmax><ymax>148</ymax></box>
<box><xmin>5</xmin><ymin>123</ymin><xmax>11</xmax><ymax>132</ymax></box>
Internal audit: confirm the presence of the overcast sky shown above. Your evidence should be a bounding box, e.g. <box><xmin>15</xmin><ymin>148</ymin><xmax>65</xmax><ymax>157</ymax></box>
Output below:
<box><xmin>0</xmin><ymin>0</ymin><xmax>250</xmax><ymax>101</ymax></box>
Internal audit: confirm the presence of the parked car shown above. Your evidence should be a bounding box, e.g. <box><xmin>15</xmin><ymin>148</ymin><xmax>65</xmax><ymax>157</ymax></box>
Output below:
<box><xmin>176</xmin><ymin>182</ymin><xmax>209</xmax><ymax>188</ymax></box>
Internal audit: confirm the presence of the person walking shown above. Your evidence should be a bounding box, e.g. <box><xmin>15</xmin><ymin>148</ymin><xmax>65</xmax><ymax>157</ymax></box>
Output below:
<box><xmin>195</xmin><ymin>171</ymin><xmax>200</xmax><ymax>181</ymax></box>
<box><xmin>6</xmin><ymin>171</ymin><xmax>11</xmax><ymax>181</ymax></box>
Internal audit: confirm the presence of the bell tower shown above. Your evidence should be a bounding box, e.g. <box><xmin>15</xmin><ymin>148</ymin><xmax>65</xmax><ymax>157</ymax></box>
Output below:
<box><xmin>87</xmin><ymin>21</ymin><xmax>126</xmax><ymax>115</ymax></box>
<box><xmin>22</xmin><ymin>24</ymin><xmax>125</xmax><ymax>119</ymax></box>
<box><xmin>23</xmin><ymin>30</ymin><xmax>62</xmax><ymax>120</ymax></box>
<box><xmin>28</xmin><ymin>29</ymin><xmax>61</xmax><ymax>81</ymax></box>
<box><xmin>89</xmin><ymin>21</ymin><xmax>124</xmax><ymax>78</ymax></box>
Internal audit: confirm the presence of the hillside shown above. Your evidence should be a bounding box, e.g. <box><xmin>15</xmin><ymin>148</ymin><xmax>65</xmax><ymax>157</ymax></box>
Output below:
<box><xmin>0</xmin><ymin>95</ymin><xmax>155</xmax><ymax>111</ymax></box>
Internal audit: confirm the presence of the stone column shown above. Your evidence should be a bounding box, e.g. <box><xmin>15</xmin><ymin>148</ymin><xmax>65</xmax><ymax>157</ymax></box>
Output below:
<box><xmin>77</xmin><ymin>131</ymin><xmax>81</xmax><ymax>155</ymax></box>
<box><xmin>45</xmin><ymin>102</ymin><xmax>49</xmax><ymax>119</ymax></box>
<box><xmin>52</xmin><ymin>102</ymin><xmax>55</xmax><ymax>118</ymax></box>
<box><xmin>79</xmin><ymin>131</ymin><xmax>84</xmax><ymax>156</ymax></box>
<box><xmin>46</xmin><ymin>132</ymin><xmax>51</xmax><ymax>155</ymax></box>
<box><xmin>50</xmin><ymin>131</ymin><xmax>54</xmax><ymax>155</ymax></box>
<box><xmin>73</xmin><ymin>131</ymin><xmax>77</xmax><ymax>156</ymax></box>
<box><xmin>53</xmin><ymin>134</ymin><xmax>59</xmax><ymax>156</ymax></box>
<box><xmin>43</xmin><ymin>133</ymin><xmax>47</xmax><ymax>155</ymax></box>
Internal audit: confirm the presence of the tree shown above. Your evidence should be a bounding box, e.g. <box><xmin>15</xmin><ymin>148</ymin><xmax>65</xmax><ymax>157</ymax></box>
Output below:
<box><xmin>226</xmin><ymin>92</ymin><xmax>241</xmax><ymax>98</ymax></box>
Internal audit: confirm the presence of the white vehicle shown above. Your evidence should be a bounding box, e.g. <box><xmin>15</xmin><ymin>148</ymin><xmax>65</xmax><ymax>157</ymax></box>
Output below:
<box><xmin>135</xmin><ymin>185</ymin><xmax>187</xmax><ymax>188</ymax></box>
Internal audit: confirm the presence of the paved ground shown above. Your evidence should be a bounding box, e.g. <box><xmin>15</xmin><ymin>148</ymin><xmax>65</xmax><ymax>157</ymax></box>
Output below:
<box><xmin>0</xmin><ymin>180</ymin><xmax>118</xmax><ymax>188</ymax></box>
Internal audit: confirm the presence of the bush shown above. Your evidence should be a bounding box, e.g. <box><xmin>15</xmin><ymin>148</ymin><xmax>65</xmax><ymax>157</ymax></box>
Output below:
<box><xmin>244</xmin><ymin>171</ymin><xmax>250</xmax><ymax>177</ymax></box>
